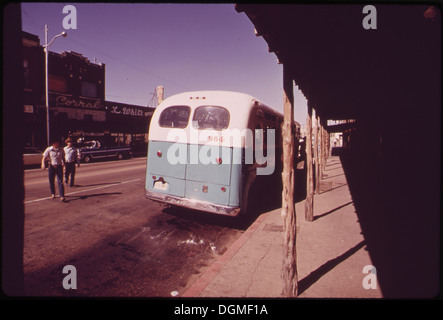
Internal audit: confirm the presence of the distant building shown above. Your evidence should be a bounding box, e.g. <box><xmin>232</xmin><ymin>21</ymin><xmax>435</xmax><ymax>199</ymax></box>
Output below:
<box><xmin>22</xmin><ymin>31</ymin><xmax>154</xmax><ymax>154</ymax></box>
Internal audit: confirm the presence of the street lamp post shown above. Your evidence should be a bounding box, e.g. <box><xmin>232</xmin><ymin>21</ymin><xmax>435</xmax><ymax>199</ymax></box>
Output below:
<box><xmin>43</xmin><ymin>25</ymin><xmax>67</xmax><ymax>146</ymax></box>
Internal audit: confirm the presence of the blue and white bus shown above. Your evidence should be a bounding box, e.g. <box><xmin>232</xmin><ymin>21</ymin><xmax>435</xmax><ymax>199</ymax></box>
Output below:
<box><xmin>145</xmin><ymin>91</ymin><xmax>300</xmax><ymax>217</ymax></box>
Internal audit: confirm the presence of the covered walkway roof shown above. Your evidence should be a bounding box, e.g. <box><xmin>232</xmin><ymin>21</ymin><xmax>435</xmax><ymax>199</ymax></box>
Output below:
<box><xmin>236</xmin><ymin>4</ymin><xmax>440</xmax><ymax>123</ymax></box>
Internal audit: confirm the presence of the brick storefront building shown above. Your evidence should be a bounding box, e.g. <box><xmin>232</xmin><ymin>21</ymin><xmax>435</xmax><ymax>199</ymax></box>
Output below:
<box><xmin>22</xmin><ymin>31</ymin><xmax>155</xmax><ymax>154</ymax></box>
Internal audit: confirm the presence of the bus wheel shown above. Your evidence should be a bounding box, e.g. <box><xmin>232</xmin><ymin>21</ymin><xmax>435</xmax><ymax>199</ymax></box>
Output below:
<box><xmin>246</xmin><ymin>184</ymin><xmax>259</xmax><ymax>216</ymax></box>
<box><xmin>238</xmin><ymin>183</ymin><xmax>259</xmax><ymax>226</ymax></box>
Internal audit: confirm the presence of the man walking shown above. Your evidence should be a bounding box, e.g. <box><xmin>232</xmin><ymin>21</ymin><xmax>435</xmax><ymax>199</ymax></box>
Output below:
<box><xmin>64</xmin><ymin>138</ymin><xmax>81</xmax><ymax>187</ymax></box>
<box><xmin>42</xmin><ymin>140</ymin><xmax>66</xmax><ymax>202</ymax></box>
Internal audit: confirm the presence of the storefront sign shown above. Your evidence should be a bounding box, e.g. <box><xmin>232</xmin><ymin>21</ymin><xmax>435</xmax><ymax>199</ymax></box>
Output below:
<box><xmin>55</xmin><ymin>95</ymin><xmax>104</xmax><ymax>110</ymax></box>
<box><xmin>24</xmin><ymin>105</ymin><xmax>34</xmax><ymax>113</ymax></box>
<box><xmin>109</xmin><ymin>105</ymin><xmax>153</xmax><ymax>117</ymax></box>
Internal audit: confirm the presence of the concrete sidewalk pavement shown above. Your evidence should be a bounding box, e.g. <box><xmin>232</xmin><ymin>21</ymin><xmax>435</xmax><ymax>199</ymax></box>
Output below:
<box><xmin>182</xmin><ymin>155</ymin><xmax>383</xmax><ymax>298</ymax></box>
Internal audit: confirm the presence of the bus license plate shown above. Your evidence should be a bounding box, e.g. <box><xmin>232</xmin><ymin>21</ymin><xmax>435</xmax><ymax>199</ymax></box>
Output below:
<box><xmin>154</xmin><ymin>181</ymin><xmax>168</xmax><ymax>191</ymax></box>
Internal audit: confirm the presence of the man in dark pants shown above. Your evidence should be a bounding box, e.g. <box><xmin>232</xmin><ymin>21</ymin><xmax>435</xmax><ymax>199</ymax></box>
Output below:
<box><xmin>42</xmin><ymin>140</ymin><xmax>66</xmax><ymax>202</ymax></box>
<box><xmin>63</xmin><ymin>138</ymin><xmax>80</xmax><ymax>187</ymax></box>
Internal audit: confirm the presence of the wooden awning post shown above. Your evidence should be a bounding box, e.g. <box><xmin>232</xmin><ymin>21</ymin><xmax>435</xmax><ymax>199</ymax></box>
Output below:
<box><xmin>314</xmin><ymin>112</ymin><xmax>320</xmax><ymax>194</ymax></box>
<box><xmin>318</xmin><ymin>116</ymin><xmax>324</xmax><ymax>181</ymax></box>
<box><xmin>321</xmin><ymin>124</ymin><xmax>328</xmax><ymax>161</ymax></box>
<box><xmin>322</xmin><ymin>124</ymin><xmax>328</xmax><ymax>170</ymax></box>
<box><xmin>326</xmin><ymin>128</ymin><xmax>330</xmax><ymax>159</ymax></box>
<box><xmin>320</xmin><ymin>122</ymin><xmax>326</xmax><ymax>178</ymax></box>
<box><xmin>305</xmin><ymin>105</ymin><xmax>314</xmax><ymax>222</ymax></box>
<box><xmin>281</xmin><ymin>63</ymin><xmax>298</xmax><ymax>297</ymax></box>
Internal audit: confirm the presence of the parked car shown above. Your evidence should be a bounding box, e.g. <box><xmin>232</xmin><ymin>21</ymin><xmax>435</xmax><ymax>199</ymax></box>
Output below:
<box><xmin>79</xmin><ymin>140</ymin><xmax>132</xmax><ymax>163</ymax></box>
<box><xmin>23</xmin><ymin>147</ymin><xmax>44</xmax><ymax>167</ymax></box>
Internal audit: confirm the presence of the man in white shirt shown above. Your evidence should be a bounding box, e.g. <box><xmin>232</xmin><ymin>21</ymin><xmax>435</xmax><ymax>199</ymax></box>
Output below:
<box><xmin>63</xmin><ymin>138</ymin><xmax>81</xmax><ymax>188</ymax></box>
<box><xmin>42</xmin><ymin>140</ymin><xmax>66</xmax><ymax>202</ymax></box>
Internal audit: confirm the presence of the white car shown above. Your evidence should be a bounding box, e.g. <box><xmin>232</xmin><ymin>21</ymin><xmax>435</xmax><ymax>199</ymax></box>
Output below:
<box><xmin>23</xmin><ymin>147</ymin><xmax>43</xmax><ymax>167</ymax></box>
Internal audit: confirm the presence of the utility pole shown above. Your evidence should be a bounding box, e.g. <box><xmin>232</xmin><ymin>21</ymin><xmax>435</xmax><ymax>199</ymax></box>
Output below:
<box><xmin>44</xmin><ymin>25</ymin><xmax>49</xmax><ymax>146</ymax></box>
<box><xmin>43</xmin><ymin>25</ymin><xmax>67</xmax><ymax>146</ymax></box>
<box><xmin>281</xmin><ymin>64</ymin><xmax>298</xmax><ymax>297</ymax></box>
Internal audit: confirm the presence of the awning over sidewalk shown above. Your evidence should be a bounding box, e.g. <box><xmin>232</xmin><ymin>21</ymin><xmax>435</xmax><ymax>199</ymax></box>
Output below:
<box><xmin>235</xmin><ymin>4</ymin><xmax>440</xmax><ymax>123</ymax></box>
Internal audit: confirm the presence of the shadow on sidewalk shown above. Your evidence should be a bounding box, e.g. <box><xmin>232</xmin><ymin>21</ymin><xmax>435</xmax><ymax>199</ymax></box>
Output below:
<box><xmin>319</xmin><ymin>183</ymin><xmax>347</xmax><ymax>195</ymax></box>
<box><xmin>339</xmin><ymin>148</ymin><xmax>440</xmax><ymax>298</ymax></box>
<box><xmin>314</xmin><ymin>201</ymin><xmax>353</xmax><ymax>221</ymax></box>
<box><xmin>298</xmin><ymin>240</ymin><xmax>366</xmax><ymax>295</ymax></box>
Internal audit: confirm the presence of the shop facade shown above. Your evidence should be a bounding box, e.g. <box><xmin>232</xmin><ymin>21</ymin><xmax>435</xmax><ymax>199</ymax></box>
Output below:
<box><xmin>22</xmin><ymin>31</ymin><xmax>155</xmax><ymax>155</ymax></box>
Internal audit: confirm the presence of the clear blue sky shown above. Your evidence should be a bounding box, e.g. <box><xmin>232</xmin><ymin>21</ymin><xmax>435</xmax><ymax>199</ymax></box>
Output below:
<box><xmin>21</xmin><ymin>3</ymin><xmax>307</xmax><ymax>124</ymax></box>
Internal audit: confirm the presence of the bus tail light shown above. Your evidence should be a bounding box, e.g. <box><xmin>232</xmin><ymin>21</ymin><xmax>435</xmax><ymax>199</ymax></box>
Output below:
<box><xmin>157</xmin><ymin>150</ymin><xmax>162</xmax><ymax>157</ymax></box>
<box><xmin>215</xmin><ymin>157</ymin><xmax>222</xmax><ymax>165</ymax></box>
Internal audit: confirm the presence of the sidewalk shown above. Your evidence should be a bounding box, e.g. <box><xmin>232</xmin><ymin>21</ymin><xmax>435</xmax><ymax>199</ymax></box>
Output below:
<box><xmin>182</xmin><ymin>155</ymin><xmax>383</xmax><ymax>298</ymax></box>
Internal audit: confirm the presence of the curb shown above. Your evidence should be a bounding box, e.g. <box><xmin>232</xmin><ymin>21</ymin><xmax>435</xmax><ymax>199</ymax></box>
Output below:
<box><xmin>181</xmin><ymin>212</ymin><xmax>269</xmax><ymax>297</ymax></box>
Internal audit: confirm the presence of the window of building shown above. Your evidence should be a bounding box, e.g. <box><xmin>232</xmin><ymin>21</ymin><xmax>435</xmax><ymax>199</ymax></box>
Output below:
<box><xmin>81</xmin><ymin>81</ymin><xmax>98</xmax><ymax>98</ymax></box>
<box><xmin>23</xmin><ymin>59</ymin><xmax>30</xmax><ymax>89</ymax></box>
<box><xmin>49</xmin><ymin>74</ymin><xmax>68</xmax><ymax>93</ymax></box>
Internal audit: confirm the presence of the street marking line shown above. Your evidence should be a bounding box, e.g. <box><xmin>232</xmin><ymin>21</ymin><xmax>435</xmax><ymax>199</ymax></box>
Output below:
<box><xmin>24</xmin><ymin>178</ymin><xmax>141</xmax><ymax>204</ymax></box>
<box><xmin>24</xmin><ymin>157</ymin><xmax>148</xmax><ymax>172</ymax></box>
<box><xmin>25</xmin><ymin>164</ymin><xmax>147</xmax><ymax>186</ymax></box>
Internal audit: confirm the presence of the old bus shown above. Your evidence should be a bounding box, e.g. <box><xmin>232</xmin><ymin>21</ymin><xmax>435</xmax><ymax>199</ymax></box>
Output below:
<box><xmin>145</xmin><ymin>91</ymin><xmax>300</xmax><ymax>216</ymax></box>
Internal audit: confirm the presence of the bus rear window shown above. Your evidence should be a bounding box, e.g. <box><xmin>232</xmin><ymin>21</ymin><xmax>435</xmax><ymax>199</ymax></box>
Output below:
<box><xmin>192</xmin><ymin>106</ymin><xmax>230</xmax><ymax>130</ymax></box>
<box><xmin>159</xmin><ymin>106</ymin><xmax>191</xmax><ymax>128</ymax></box>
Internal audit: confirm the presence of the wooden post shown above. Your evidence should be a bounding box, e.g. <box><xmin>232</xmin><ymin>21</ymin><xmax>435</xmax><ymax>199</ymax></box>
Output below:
<box><xmin>314</xmin><ymin>111</ymin><xmax>320</xmax><ymax>194</ymax></box>
<box><xmin>320</xmin><ymin>123</ymin><xmax>326</xmax><ymax>177</ymax></box>
<box><xmin>323</xmin><ymin>125</ymin><xmax>330</xmax><ymax>160</ymax></box>
<box><xmin>323</xmin><ymin>125</ymin><xmax>328</xmax><ymax>167</ymax></box>
<box><xmin>327</xmin><ymin>130</ymin><xmax>331</xmax><ymax>157</ymax></box>
<box><xmin>305</xmin><ymin>104</ymin><xmax>314</xmax><ymax>222</ymax></box>
<box><xmin>326</xmin><ymin>129</ymin><xmax>330</xmax><ymax>158</ymax></box>
<box><xmin>318</xmin><ymin>117</ymin><xmax>323</xmax><ymax>180</ymax></box>
<box><xmin>281</xmin><ymin>64</ymin><xmax>298</xmax><ymax>297</ymax></box>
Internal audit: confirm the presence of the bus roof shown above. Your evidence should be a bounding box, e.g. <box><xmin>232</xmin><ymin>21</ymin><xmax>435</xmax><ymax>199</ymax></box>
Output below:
<box><xmin>149</xmin><ymin>90</ymin><xmax>300</xmax><ymax>147</ymax></box>
<box><xmin>158</xmin><ymin>90</ymin><xmax>278</xmax><ymax>116</ymax></box>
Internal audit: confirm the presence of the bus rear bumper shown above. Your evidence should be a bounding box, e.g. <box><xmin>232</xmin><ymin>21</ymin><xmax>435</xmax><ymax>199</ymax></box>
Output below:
<box><xmin>145</xmin><ymin>189</ymin><xmax>241</xmax><ymax>216</ymax></box>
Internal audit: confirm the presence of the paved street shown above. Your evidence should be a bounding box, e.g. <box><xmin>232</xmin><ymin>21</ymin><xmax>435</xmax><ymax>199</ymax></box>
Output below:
<box><xmin>23</xmin><ymin>157</ymin><xmax>244</xmax><ymax>297</ymax></box>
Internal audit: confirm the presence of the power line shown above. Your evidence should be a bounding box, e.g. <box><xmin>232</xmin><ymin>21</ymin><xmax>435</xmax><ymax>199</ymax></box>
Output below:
<box><xmin>69</xmin><ymin>37</ymin><xmax>191</xmax><ymax>91</ymax></box>
<box><xmin>147</xmin><ymin>88</ymin><xmax>158</xmax><ymax>108</ymax></box>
